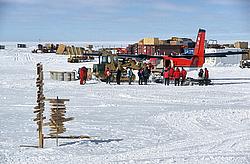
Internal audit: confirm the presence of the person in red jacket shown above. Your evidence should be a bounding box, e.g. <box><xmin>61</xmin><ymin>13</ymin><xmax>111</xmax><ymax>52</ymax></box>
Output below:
<box><xmin>180</xmin><ymin>67</ymin><xmax>187</xmax><ymax>86</ymax></box>
<box><xmin>79</xmin><ymin>66</ymin><xmax>87</xmax><ymax>85</ymax></box>
<box><xmin>104</xmin><ymin>67</ymin><xmax>111</xmax><ymax>84</ymax></box>
<box><xmin>174</xmin><ymin>67</ymin><xmax>181</xmax><ymax>86</ymax></box>
<box><xmin>163</xmin><ymin>67</ymin><xmax>170</xmax><ymax>86</ymax></box>
<box><xmin>169</xmin><ymin>67</ymin><xmax>175</xmax><ymax>82</ymax></box>
<box><xmin>204</xmin><ymin>68</ymin><xmax>209</xmax><ymax>85</ymax></box>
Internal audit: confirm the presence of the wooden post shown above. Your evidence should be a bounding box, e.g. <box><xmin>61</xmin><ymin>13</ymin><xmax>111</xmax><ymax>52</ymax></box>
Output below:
<box><xmin>56</xmin><ymin>96</ymin><xmax>59</xmax><ymax>146</ymax></box>
<box><xmin>34</xmin><ymin>63</ymin><xmax>45</xmax><ymax>148</ymax></box>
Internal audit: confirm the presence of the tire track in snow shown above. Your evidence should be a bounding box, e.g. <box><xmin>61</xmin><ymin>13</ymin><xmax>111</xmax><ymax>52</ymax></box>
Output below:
<box><xmin>112</xmin><ymin>150</ymin><xmax>250</xmax><ymax>163</ymax></box>
<box><xmin>14</xmin><ymin>53</ymin><xmax>18</xmax><ymax>61</ymax></box>
<box><xmin>149</xmin><ymin>109</ymin><xmax>250</xmax><ymax>161</ymax></box>
<box><xmin>13</xmin><ymin>52</ymin><xmax>36</xmax><ymax>65</ymax></box>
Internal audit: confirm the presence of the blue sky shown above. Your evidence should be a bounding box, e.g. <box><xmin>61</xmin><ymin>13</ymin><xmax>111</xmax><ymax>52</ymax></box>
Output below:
<box><xmin>0</xmin><ymin>0</ymin><xmax>249</xmax><ymax>42</ymax></box>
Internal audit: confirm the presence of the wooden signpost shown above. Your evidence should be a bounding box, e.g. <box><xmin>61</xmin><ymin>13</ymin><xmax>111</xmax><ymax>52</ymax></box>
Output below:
<box><xmin>34</xmin><ymin>63</ymin><xmax>46</xmax><ymax>148</ymax></box>
<box><xmin>44</xmin><ymin>97</ymin><xmax>74</xmax><ymax>146</ymax></box>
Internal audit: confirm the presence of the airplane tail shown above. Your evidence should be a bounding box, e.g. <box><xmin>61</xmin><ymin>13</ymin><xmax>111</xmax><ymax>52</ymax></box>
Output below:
<box><xmin>191</xmin><ymin>29</ymin><xmax>206</xmax><ymax>67</ymax></box>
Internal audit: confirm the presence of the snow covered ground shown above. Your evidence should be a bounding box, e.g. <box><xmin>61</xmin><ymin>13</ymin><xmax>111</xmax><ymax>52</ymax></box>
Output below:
<box><xmin>0</xmin><ymin>43</ymin><xmax>250</xmax><ymax>164</ymax></box>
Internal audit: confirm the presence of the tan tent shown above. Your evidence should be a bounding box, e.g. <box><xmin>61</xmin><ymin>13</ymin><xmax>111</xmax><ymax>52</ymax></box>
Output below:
<box><xmin>56</xmin><ymin>44</ymin><xmax>66</xmax><ymax>54</ymax></box>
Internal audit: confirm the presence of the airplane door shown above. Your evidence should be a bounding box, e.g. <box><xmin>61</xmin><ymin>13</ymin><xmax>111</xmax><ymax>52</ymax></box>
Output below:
<box><xmin>164</xmin><ymin>60</ymin><xmax>174</xmax><ymax>68</ymax></box>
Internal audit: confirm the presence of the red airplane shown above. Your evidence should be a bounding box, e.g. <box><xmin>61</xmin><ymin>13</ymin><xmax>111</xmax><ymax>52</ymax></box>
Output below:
<box><xmin>150</xmin><ymin>28</ymin><xmax>206</xmax><ymax>68</ymax></box>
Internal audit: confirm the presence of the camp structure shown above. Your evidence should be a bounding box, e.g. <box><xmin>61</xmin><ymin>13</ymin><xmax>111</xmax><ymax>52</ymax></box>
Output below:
<box><xmin>17</xmin><ymin>44</ymin><xmax>27</xmax><ymax>48</ymax></box>
<box><xmin>0</xmin><ymin>45</ymin><xmax>5</xmax><ymax>49</ymax></box>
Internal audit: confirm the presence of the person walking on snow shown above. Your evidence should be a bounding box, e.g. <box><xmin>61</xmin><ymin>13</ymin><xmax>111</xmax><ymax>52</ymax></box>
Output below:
<box><xmin>174</xmin><ymin>67</ymin><xmax>181</xmax><ymax>86</ymax></box>
<box><xmin>180</xmin><ymin>67</ymin><xmax>187</xmax><ymax>86</ymax></box>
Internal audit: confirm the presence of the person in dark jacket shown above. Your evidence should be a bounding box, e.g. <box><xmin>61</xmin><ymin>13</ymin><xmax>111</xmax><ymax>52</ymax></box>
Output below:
<box><xmin>138</xmin><ymin>68</ymin><xmax>143</xmax><ymax>85</ymax></box>
<box><xmin>143</xmin><ymin>66</ymin><xmax>150</xmax><ymax>85</ymax></box>
<box><xmin>116</xmin><ymin>66</ymin><xmax>122</xmax><ymax>85</ymax></box>
<box><xmin>174</xmin><ymin>67</ymin><xmax>181</xmax><ymax>86</ymax></box>
<box><xmin>198</xmin><ymin>68</ymin><xmax>204</xmax><ymax>85</ymax></box>
<box><xmin>127</xmin><ymin>67</ymin><xmax>133</xmax><ymax>85</ymax></box>
<box><xmin>198</xmin><ymin>68</ymin><xmax>204</xmax><ymax>78</ymax></box>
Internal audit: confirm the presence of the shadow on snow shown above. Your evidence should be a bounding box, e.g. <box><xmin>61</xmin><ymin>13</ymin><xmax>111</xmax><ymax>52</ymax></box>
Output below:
<box><xmin>59</xmin><ymin>138</ymin><xmax>123</xmax><ymax>146</ymax></box>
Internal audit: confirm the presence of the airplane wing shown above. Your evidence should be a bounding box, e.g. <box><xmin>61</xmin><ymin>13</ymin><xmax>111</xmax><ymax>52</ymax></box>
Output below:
<box><xmin>204</xmin><ymin>54</ymin><xmax>227</xmax><ymax>57</ymax></box>
<box><xmin>168</xmin><ymin>51</ymin><xmax>248</xmax><ymax>58</ymax></box>
<box><xmin>204</xmin><ymin>51</ymin><xmax>248</xmax><ymax>57</ymax></box>
<box><xmin>165</xmin><ymin>54</ymin><xmax>218</xmax><ymax>58</ymax></box>
<box><xmin>81</xmin><ymin>51</ymin><xmax>248</xmax><ymax>59</ymax></box>
<box><xmin>81</xmin><ymin>53</ymin><xmax>160</xmax><ymax>59</ymax></box>
<box><xmin>82</xmin><ymin>52</ymin><xmax>102</xmax><ymax>56</ymax></box>
<box><xmin>117</xmin><ymin>54</ymin><xmax>164</xmax><ymax>59</ymax></box>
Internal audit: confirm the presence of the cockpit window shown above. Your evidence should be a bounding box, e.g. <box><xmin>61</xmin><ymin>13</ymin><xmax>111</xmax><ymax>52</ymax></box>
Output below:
<box><xmin>102</xmin><ymin>56</ymin><xmax>108</xmax><ymax>63</ymax></box>
<box><xmin>107</xmin><ymin>56</ymin><xmax>111</xmax><ymax>63</ymax></box>
<box><xmin>113</xmin><ymin>56</ymin><xmax>118</xmax><ymax>64</ymax></box>
<box><xmin>165</xmin><ymin>60</ymin><xmax>171</xmax><ymax>68</ymax></box>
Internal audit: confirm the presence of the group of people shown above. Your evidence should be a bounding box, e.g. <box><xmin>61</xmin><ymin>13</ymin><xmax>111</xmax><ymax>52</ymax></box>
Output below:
<box><xmin>104</xmin><ymin>65</ymin><xmax>209</xmax><ymax>86</ymax></box>
<box><xmin>137</xmin><ymin>67</ymin><xmax>151</xmax><ymax>85</ymax></box>
<box><xmin>198</xmin><ymin>68</ymin><xmax>209</xmax><ymax>85</ymax></box>
<box><xmin>163</xmin><ymin>67</ymin><xmax>187</xmax><ymax>86</ymax></box>
<box><xmin>104</xmin><ymin>66</ymin><xmax>135</xmax><ymax>85</ymax></box>
<box><xmin>104</xmin><ymin>66</ymin><xmax>151</xmax><ymax>85</ymax></box>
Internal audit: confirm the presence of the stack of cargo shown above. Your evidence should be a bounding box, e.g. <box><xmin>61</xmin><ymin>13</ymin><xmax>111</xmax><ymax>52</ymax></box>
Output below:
<box><xmin>66</xmin><ymin>46</ymin><xmax>87</xmax><ymax>62</ymax></box>
<box><xmin>234</xmin><ymin>42</ymin><xmax>248</xmax><ymax>49</ymax></box>
<box><xmin>169</xmin><ymin>37</ymin><xmax>181</xmax><ymax>45</ymax></box>
<box><xmin>55</xmin><ymin>44</ymin><xmax>66</xmax><ymax>54</ymax></box>
<box><xmin>241</xmin><ymin>49</ymin><xmax>250</xmax><ymax>60</ymax></box>
<box><xmin>168</xmin><ymin>37</ymin><xmax>194</xmax><ymax>47</ymax></box>
<box><xmin>139</xmin><ymin>38</ymin><xmax>160</xmax><ymax>45</ymax></box>
<box><xmin>126</xmin><ymin>36</ymin><xmax>194</xmax><ymax>56</ymax></box>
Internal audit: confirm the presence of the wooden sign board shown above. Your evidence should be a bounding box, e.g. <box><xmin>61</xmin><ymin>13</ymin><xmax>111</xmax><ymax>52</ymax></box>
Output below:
<box><xmin>46</xmin><ymin>98</ymin><xmax>69</xmax><ymax>103</ymax></box>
